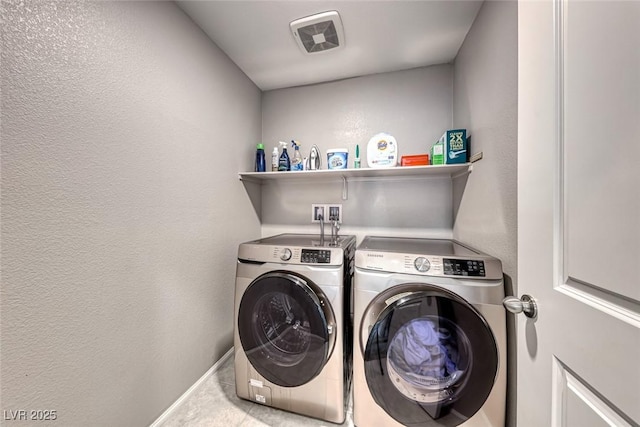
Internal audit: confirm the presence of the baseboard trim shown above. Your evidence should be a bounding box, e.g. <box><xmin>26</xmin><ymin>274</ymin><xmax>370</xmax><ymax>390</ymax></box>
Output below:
<box><xmin>149</xmin><ymin>347</ymin><xmax>234</xmax><ymax>427</ymax></box>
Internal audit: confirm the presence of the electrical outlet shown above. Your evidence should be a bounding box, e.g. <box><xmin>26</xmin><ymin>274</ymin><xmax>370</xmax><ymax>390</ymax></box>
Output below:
<box><xmin>327</xmin><ymin>204</ymin><xmax>342</xmax><ymax>223</ymax></box>
<box><xmin>311</xmin><ymin>204</ymin><xmax>325</xmax><ymax>223</ymax></box>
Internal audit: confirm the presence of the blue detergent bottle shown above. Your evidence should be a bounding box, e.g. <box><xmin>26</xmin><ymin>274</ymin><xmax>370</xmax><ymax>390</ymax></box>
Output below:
<box><xmin>255</xmin><ymin>143</ymin><xmax>266</xmax><ymax>172</ymax></box>
<box><xmin>278</xmin><ymin>141</ymin><xmax>290</xmax><ymax>171</ymax></box>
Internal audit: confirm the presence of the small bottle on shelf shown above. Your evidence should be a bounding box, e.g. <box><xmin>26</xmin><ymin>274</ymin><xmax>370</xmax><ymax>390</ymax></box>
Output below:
<box><xmin>278</xmin><ymin>141</ymin><xmax>290</xmax><ymax>171</ymax></box>
<box><xmin>255</xmin><ymin>143</ymin><xmax>266</xmax><ymax>172</ymax></box>
<box><xmin>291</xmin><ymin>140</ymin><xmax>303</xmax><ymax>171</ymax></box>
<box><xmin>271</xmin><ymin>146</ymin><xmax>279</xmax><ymax>171</ymax></box>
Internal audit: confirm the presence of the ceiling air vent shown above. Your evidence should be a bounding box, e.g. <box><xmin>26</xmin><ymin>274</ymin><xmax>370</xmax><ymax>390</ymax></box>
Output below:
<box><xmin>290</xmin><ymin>11</ymin><xmax>345</xmax><ymax>54</ymax></box>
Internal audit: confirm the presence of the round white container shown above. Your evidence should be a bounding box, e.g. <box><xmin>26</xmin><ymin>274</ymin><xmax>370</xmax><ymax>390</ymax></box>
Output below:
<box><xmin>327</xmin><ymin>149</ymin><xmax>349</xmax><ymax>170</ymax></box>
<box><xmin>367</xmin><ymin>133</ymin><xmax>398</xmax><ymax>168</ymax></box>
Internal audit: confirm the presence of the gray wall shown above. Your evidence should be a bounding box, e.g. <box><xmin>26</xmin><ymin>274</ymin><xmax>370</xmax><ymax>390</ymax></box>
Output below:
<box><xmin>452</xmin><ymin>1</ymin><xmax>518</xmax><ymax>426</ymax></box>
<box><xmin>261</xmin><ymin>66</ymin><xmax>455</xmax><ymax>241</ymax></box>
<box><xmin>1</xmin><ymin>2</ymin><xmax>261</xmax><ymax>426</ymax></box>
<box><xmin>452</xmin><ymin>0</ymin><xmax>517</xmax><ymax>284</ymax></box>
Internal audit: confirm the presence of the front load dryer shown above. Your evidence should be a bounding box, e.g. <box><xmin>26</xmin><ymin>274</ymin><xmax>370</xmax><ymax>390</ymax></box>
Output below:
<box><xmin>353</xmin><ymin>236</ymin><xmax>507</xmax><ymax>427</ymax></box>
<box><xmin>234</xmin><ymin>233</ymin><xmax>356</xmax><ymax>424</ymax></box>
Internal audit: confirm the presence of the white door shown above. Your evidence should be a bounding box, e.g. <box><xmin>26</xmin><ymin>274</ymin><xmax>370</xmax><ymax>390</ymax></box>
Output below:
<box><xmin>517</xmin><ymin>1</ymin><xmax>639</xmax><ymax>426</ymax></box>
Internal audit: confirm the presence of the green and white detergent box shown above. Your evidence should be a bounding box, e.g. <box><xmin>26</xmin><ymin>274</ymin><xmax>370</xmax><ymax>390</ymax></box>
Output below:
<box><xmin>431</xmin><ymin>129</ymin><xmax>467</xmax><ymax>165</ymax></box>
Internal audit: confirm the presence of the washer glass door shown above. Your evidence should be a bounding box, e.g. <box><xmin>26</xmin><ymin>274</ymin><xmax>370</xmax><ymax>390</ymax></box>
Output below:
<box><xmin>238</xmin><ymin>271</ymin><xmax>336</xmax><ymax>387</ymax></box>
<box><xmin>362</xmin><ymin>284</ymin><xmax>498</xmax><ymax>427</ymax></box>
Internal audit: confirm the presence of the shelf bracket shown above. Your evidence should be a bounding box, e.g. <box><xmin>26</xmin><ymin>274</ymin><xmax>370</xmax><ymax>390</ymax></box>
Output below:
<box><xmin>342</xmin><ymin>176</ymin><xmax>348</xmax><ymax>200</ymax></box>
<box><xmin>470</xmin><ymin>151</ymin><xmax>483</xmax><ymax>163</ymax></box>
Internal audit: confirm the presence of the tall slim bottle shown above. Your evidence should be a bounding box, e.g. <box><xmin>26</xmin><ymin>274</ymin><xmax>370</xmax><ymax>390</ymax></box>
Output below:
<box><xmin>255</xmin><ymin>143</ymin><xmax>266</xmax><ymax>172</ymax></box>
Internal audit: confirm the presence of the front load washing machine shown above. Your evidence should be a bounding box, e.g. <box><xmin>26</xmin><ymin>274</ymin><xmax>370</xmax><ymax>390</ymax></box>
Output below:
<box><xmin>234</xmin><ymin>233</ymin><xmax>356</xmax><ymax>424</ymax></box>
<box><xmin>353</xmin><ymin>236</ymin><xmax>507</xmax><ymax>427</ymax></box>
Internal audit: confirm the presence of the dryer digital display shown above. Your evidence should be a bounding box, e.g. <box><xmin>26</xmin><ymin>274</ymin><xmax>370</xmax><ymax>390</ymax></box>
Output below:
<box><xmin>443</xmin><ymin>258</ymin><xmax>486</xmax><ymax>277</ymax></box>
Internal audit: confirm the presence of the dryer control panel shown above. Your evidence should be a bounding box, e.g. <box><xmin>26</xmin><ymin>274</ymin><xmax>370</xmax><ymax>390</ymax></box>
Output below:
<box><xmin>354</xmin><ymin>237</ymin><xmax>503</xmax><ymax>280</ymax></box>
<box><xmin>443</xmin><ymin>258</ymin><xmax>486</xmax><ymax>277</ymax></box>
<box><xmin>408</xmin><ymin>256</ymin><xmax>486</xmax><ymax>277</ymax></box>
<box><xmin>355</xmin><ymin>251</ymin><xmax>502</xmax><ymax>280</ymax></box>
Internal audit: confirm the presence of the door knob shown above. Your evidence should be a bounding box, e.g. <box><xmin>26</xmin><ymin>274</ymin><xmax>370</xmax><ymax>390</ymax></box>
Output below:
<box><xmin>502</xmin><ymin>294</ymin><xmax>537</xmax><ymax>318</ymax></box>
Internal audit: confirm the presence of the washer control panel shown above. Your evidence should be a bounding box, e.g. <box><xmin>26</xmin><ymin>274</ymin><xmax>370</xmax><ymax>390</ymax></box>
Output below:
<box><xmin>301</xmin><ymin>249</ymin><xmax>331</xmax><ymax>264</ymax></box>
<box><xmin>279</xmin><ymin>248</ymin><xmax>292</xmax><ymax>261</ymax></box>
<box><xmin>237</xmin><ymin>234</ymin><xmax>357</xmax><ymax>267</ymax></box>
<box><xmin>413</xmin><ymin>257</ymin><xmax>431</xmax><ymax>272</ymax></box>
<box><xmin>264</xmin><ymin>246</ymin><xmax>337</xmax><ymax>265</ymax></box>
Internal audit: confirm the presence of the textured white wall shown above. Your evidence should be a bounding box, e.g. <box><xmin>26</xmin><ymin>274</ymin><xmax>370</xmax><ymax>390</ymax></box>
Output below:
<box><xmin>452</xmin><ymin>2</ymin><xmax>518</xmax><ymax>426</ymax></box>
<box><xmin>262</xmin><ymin>66</ymin><xmax>452</xmax><ymax>166</ymax></box>
<box><xmin>1</xmin><ymin>2</ymin><xmax>261</xmax><ymax>426</ymax></box>
<box><xmin>453</xmin><ymin>0</ymin><xmax>517</xmax><ymax>283</ymax></box>
<box><xmin>260</xmin><ymin>66</ymin><xmax>454</xmax><ymax>241</ymax></box>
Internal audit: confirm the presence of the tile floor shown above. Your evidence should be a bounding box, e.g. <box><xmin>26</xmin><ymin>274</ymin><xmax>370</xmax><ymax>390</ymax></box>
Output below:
<box><xmin>160</xmin><ymin>351</ymin><xmax>354</xmax><ymax>427</ymax></box>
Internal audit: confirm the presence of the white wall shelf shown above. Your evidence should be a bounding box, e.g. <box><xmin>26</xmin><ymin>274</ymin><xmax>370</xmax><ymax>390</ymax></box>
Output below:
<box><xmin>238</xmin><ymin>163</ymin><xmax>472</xmax><ymax>183</ymax></box>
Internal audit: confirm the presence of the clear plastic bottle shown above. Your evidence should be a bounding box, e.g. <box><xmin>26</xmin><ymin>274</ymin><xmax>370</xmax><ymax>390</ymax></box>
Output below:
<box><xmin>291</xmin><ymin>140</ymin><xmax>303</xmax><ymax>171</ymax></box>
<box><xmin>278</xmin><ymin>141</ymin><xmax>290</xmax><ymax>171</ymax></box>
<box><xmin>271</xmin><ymin>147</ymin><xmax>279</xmax><ymax>171</ymax></box>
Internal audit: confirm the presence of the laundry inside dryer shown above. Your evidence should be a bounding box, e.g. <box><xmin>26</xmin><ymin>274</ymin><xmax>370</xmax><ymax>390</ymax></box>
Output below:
<box><xmin>353</xmin><ymin>236</ymin><xmax>507</xmax><ymax>427</ymax></box>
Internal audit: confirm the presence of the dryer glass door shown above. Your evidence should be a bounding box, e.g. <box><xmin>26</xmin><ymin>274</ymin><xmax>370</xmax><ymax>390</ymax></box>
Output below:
<box><xmin>238</xmin><ymin>271</ymin><xmax>336</xmax><ymax>387</ymax></box>
<box><xmin>363</xmin><ymin>284</ymin><xmax>498</xmax><ymax>427</ymax></box>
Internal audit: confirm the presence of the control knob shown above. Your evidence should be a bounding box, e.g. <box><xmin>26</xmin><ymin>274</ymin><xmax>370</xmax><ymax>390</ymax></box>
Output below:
<box><xmin>414</xmin><ymin>257</ymin><xmax>431</xmax><ymax>272</ymax></box>
<box><xmin>279</xmin><ymin>248</ymin><xmax>292</xmax><ymax>261</ymax></box>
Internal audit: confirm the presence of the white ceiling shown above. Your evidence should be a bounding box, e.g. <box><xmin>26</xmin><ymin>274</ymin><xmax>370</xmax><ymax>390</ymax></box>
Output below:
<box><xmin>176</xmin><ymin>1</ymin><xmax>483</xmax><ymax>91</ymax></box>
